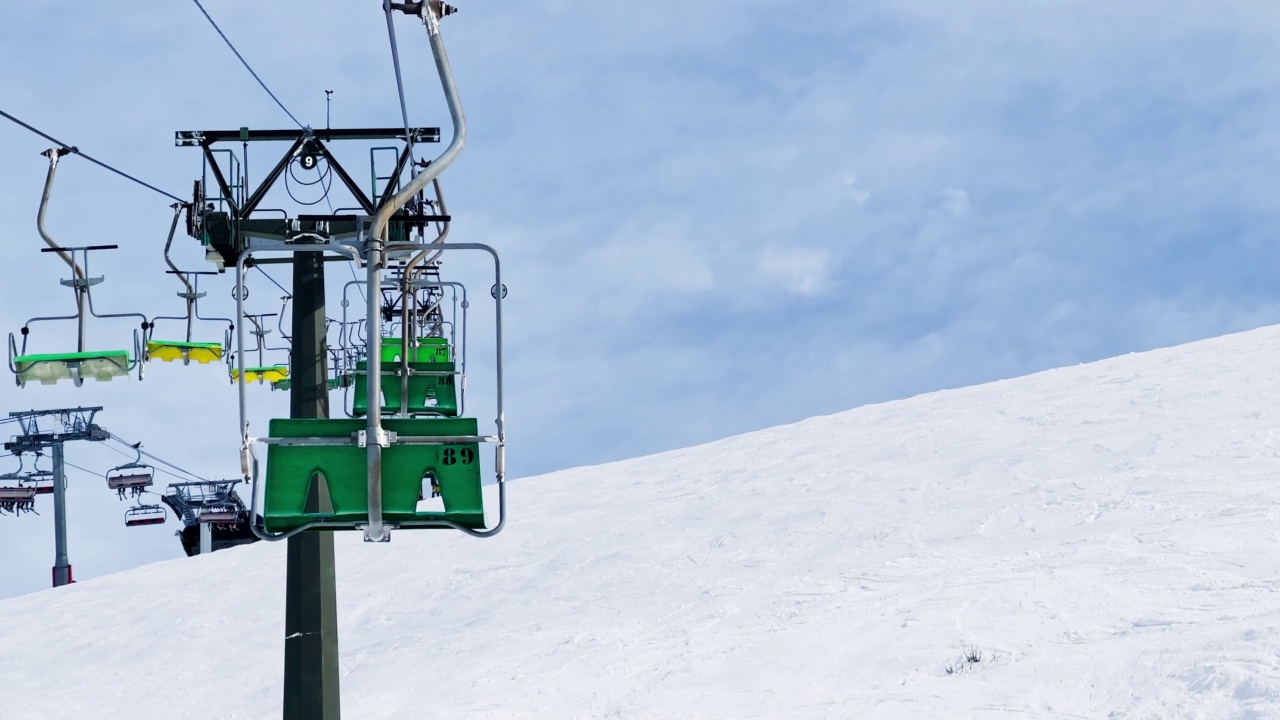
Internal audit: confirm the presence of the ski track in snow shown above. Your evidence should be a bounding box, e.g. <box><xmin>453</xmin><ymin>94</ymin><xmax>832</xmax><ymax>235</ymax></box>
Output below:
<box><xmin>7</xmin><ymin>327</ymin><xmax>1280</xmax><ymax>717</ymax></box>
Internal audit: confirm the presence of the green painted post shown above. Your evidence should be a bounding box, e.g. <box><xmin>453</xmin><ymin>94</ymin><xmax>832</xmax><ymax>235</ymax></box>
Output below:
<box><xmin>283</xmin><ymin>251</ymin><xmax>341</xmax><ymax>719</ymax></box>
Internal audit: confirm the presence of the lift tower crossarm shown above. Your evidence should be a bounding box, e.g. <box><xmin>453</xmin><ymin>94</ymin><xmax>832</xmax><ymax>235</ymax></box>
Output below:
<box><xmin>175</xmin><ymin>127</ymin><xmax>440</xmax><ymax>145</ymax></box>
<box><xmin>176</xmin><ymin>126</ymin><xmax>444</xmax><ymax>267</ymax></box>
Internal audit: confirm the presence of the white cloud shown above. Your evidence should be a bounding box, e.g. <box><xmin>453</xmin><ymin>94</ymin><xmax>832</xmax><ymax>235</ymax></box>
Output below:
<box><xmin>591</xmin><ymin>238</ymin><xmax>716</xmax><ymax>296</ymax></box>
<box><xmin>756</xmin><ymin>246</ymin><xmax>832</xmax><ymax>296</ymax></box>
<box><xmin>843</xmin><ymin>173</ymin><xmax>871</xmax><ymax>205</ymax></box>
<box><xmin>942</xmin><ymin>188</ymin><xmax>970</xmax><ymax>217</ymax></box>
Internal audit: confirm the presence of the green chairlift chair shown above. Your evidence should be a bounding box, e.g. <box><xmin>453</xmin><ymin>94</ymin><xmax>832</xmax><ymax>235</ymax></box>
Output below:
<box><xmin>351</xmin><ymin>337</ymin><xmax>458</xmax><ymax>417</ymax></box>
<box><xmin>8</xmin><ymin>149</ymin><xmax>145</xmax><ymax>388</ymax></box>
<box><xmin>7</xmin><ymin>248</ymin><xmax>145</xmax><ymax>388</ymax></box>
<box><xmin>233</xmin><ymin>12</ymin><xmax>503</xmax><ymax>544</ymax></box>
<box><xmin>259</xmin><ymin>417</ymin><xmax>485</xmax><ymax>533</ymax></box>
<box><xmin>237</xmin><ymin>239</ymin><xmax>506</xmax><ymax>543</ymax></box>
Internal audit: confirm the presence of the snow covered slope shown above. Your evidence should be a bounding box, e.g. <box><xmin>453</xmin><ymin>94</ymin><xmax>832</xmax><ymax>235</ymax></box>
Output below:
<box><xmin>6</xmin><ymin>326</ymin><xmax>1280</xmax><ymax>718</ymax></box>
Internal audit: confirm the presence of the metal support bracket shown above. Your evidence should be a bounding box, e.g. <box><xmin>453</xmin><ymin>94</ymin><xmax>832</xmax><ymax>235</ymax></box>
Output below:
<box><xmin>59</xmin><ymin>276</ymin><xmax>104</xmax><ymax>289</ymax></box>
<box><xmin>356</xmin><ymin>428</ymin><xmax>395</xmax><ymax>448</ymax></box>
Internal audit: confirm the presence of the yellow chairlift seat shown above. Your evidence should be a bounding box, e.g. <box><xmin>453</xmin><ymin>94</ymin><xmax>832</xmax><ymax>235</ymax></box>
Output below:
<box><xmin>146</xmin><ymin>340</ymin><xmax>224</xmax><ymax>364</ymax></box>
<box><xmin>14</xmin><ymin>350</ymin><xmax>131</xmax><ymax>387</ymax></box>
<box><xmin>231</xmin><ymin>365</ymin><xmax>290</xmax><ymax>385</ymax></box>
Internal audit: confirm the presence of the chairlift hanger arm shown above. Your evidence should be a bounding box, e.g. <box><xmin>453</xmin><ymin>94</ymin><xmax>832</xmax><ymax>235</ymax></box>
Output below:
<box><xmin>367</xmin><ymin>4</ymin><xmax>465</xmax><ymax>248</ymax></box>
<box><xmin>360</xmin><ymin>0</ymin><xmax>466</xmax><ymax>542</ymax></box>
<box><xmin>161</xmin><ymin>204</ymin><xmax>195</xmax><ymax>297</ymax></box>
<box><xmin>36</xmin><ymin>149</ymin><xmax>85</xmax><ymax>281</ymax></box>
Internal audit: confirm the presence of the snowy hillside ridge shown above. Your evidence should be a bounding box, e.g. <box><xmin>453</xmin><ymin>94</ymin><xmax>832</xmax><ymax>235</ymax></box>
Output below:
<box><xmin>6</xmin><ymin>325</ymin><xmax>1280</xmax><ymax>718</ymax></box>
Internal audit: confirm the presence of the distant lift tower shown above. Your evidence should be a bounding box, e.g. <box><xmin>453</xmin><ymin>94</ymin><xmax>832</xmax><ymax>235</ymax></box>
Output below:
<box><xmin>3</xmin><ymin>406</ymin><xmax>109</xmax><ymax>587</ymax></box>
<box><xmin>161</xmin><ymin>479</ymin><xmax>258</xmax><ymax>556</ymax></box>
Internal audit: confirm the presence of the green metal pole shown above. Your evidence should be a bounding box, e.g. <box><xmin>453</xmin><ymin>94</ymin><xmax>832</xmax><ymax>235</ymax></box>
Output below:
<box><xmin>283</xmin><ymin>251</ymin><xmax>341</xmax><ymax>719</ymax></box>
<box><xmin>51</xmin><ymin>440</ymin><xmax>71</xmax><ymax>587</ymax></box>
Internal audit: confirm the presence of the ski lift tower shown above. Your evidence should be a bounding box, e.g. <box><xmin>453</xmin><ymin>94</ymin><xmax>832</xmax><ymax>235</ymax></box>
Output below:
<box><xmin>3</xmin><ymin>406</ymin><xmax>110</xmax><ymax>587</ymax></box>
<box><xmin>174</xmin><ymin>4</ymin><xmax>490</xmax><ymax>717</ymax></box>
<box><xmin>174</xmin><ymin>118</ymin><xmax>443</xmax><ymax>719</ymax></box>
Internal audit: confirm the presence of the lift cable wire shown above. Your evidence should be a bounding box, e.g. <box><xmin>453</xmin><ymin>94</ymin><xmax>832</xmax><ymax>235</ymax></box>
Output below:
<box><xmin>189</xmin><ymin>0</ymin><xmax>306</xmax><ymax>130</ymax></box>
<box><xmin>61</xmin><ymin>459</ymin><xmax>104</xmax><ymax>479</ymax></box>
<box><xmin>137</xmin><ymin>448</ymin><xmax>211</xmax><ymax>484</ymax></box>
<box><xmin>61</xmin><ymin>460</ymin><xmax>175</xmax><ymax>511</ymax></box>
<box><xmin>254</xmin><ymin>266</ymin><xmax>292</xmax><ymax>298</ymax></box>
<box><xmin>101</xmin><ymin>431</ymin><xmax>211</xmax><ymax>484</ymax></box>
<box><xmin>101</xmin><ymin>441</ymin><xmax>199</xmax><ymax>485</ymax></box>
<box><xmin>2</xmin><ymin>424</ymin><xmax>202</xmax><ymax>484</ymax></box>
<box><xmin>0</xmin><ymin>108</ymin><xmax>185</xmax><ymax>203</ymax></box>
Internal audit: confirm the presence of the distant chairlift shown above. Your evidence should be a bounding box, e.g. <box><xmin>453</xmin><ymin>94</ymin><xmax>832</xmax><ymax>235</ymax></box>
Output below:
<box><xmin>0</xmin><ymin>454</ymin><xmax>37</xmax><ymax>494</ymax></box>
<box><xmin>7</xmin><ymin>148</ymin><xmax>146</xmax><ymax>387</ymax></box>
<box><xmin>106</xmin><ymin>446</ymin><xmax>154</xmax><ymax>500</ymax></box>
<box><xmin>162</xmin><ymin>480</ymin><xmax>248</xmax><ymax>525</ymax></box>
<box><xmin>124</xmin><ymin>504</ymin><xmax>167</xmax><ymax>527</ymax></box>
<box><xmin>198</xmin><ymin>505</ymin><xmax>240</xmax><ymax>525</ymax></box>
<box><xmin>0</xmin><ymin>485</ymin><xmax>37</xmax><ymax>516</ymax></box>
<box><xmin>161</xmin><ymin>480</ymin><xmax>256</xmax><ymax>554</ymax></box>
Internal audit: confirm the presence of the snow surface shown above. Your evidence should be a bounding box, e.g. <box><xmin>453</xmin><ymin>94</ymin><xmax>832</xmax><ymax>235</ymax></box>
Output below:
<box><xmin>6</xmin><ymin>326</ymin><xmax>1280</xmax><ymax>718</ymax></box>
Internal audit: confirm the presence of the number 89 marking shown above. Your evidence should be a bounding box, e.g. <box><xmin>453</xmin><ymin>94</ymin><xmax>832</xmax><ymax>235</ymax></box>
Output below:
<box><xmin>441</xmin><ymin>448</ymin><xmax>476</xmax><ymax>465</ymax></box>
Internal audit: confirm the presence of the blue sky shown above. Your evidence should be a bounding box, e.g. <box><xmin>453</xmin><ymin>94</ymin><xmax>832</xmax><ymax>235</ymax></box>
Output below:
<box><xmin>1</xmin><ymin>1</ymin><xmax>1280</xmax><ymax>598</ymax></box>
